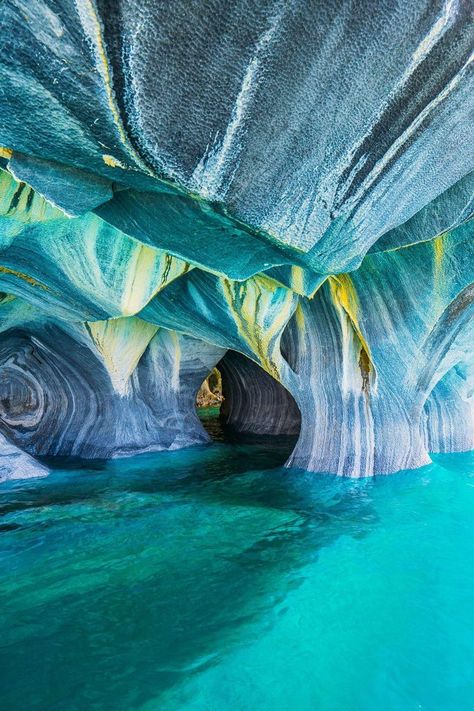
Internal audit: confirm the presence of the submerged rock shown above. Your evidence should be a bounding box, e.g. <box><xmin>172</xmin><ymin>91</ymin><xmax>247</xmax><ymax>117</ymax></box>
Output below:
<box><xmin>0</xmin><ymin>1</ymin><xmax>472</xmax><ymax>477</ymax></box>
<box><xmin>0</xmin><ymin>432</ymin><xmax>48</xmax><ymax>483</ymax></box>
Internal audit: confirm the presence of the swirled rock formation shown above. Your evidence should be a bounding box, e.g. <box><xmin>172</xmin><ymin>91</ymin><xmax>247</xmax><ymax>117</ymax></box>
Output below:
<box><xmin>0</xmin><ymin>297</ymin><xmax>225</xmax><ymax>458</ymax></box>
<box><xmin>0</xmin><ymin>1</ymin><xmax>473</xmax><ymax>478</ymax></box>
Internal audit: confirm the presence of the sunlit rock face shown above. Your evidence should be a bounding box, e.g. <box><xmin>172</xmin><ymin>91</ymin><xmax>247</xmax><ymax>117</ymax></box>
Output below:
<box><xmin>0</xmin><ymin>1</ymin><xmax>473</xmax><ymax>478</ymax></box>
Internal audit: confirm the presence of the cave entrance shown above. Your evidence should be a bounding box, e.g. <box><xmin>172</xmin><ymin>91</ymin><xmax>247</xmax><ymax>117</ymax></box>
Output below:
<box><xmin>196</xmin><ymin>367</ymin><xmax>224</xmax><ymax>412</ymax></box>
<box><xmin>195</xmin><ymin>350</ymin><xmax>301</xmax><ymax>459</ymax></box>
<box><xmin>195</xmin><ymin>366</ymin><xmax>225</xmax><ymax>442</ymax></box>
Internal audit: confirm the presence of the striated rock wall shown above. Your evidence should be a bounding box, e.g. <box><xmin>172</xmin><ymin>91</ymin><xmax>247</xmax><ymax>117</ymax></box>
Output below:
<box><xmin>0</xmin><ymin>317</ymin><xmax>225</xmax><ymax>459</ymax></box>
<box><xmin>425</xmin><ymin>363</ymin><xmax>474</xmax><ymax>454</ymax></box>
<box><xmin>0</xmin><ymin>1</ymin><xmax>472</xmax><ymax>478</ymax></box>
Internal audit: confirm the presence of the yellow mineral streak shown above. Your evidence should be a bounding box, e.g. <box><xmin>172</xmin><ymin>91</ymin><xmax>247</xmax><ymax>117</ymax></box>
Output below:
<box><xmin>329</xmin><ymin>274</ymin><xmax>373</xmax><ymax>371</ymax></box>
<box><xmin>86</xmin><ymin>317</ymin><xmax>158</xmax><ymax>395</ymax></box>
<box><xmin>121</xmin><ymin>244</ymin><xmax>162</xmax><ymax>316</ymax></box>
<box><xmin>295</xmin><ymin>301</ymin><xmax>305</xmax><ymax>331</ymax></box>
<box><xmin>288</xmin><ymin>301</ymin><xmax>307</xmax><ymax>359</ymax></box>
<box><xmin>290</xmin><ymin>265</ymin><xmax>305</xmax><ymax>295</ymax></box>
<box><xmin>221</xmin><ymin>274</ymin><xmax>294</xmax><ymax>380</ymax></box>
<box><xmin>77</xmin><ymin>0</ymin><xmax>151</xmax><ymax>174</ymax></box>
<box><xmin>432</xmin><ymin>232</ymin><xmax>448</xmax><ymax>312</ymax></box>
<box><xmin>433</xmin><ymin>233</ymin><xmax>446</xmax><ymax>282</ymax></box>
<box><xmin>121</xmin><ymin>246</ymin><xmax>191</xmax><ymax>316</ymax></box>
<box><xmin>329</xmin><ymin>275</ymin><xmax>369</xmax><ymax>350</ymax></box>
<box><xmin>0</xmin><ymin>265</ymin><xmax>49</xmax><ymax>290</ymax></box>
<box><xmin>102</xmin><ymin>154</ymin><xmax>125</xmax><ymax>169</ymax></box>
<box><xmin>0</xmin><ymin>169</ymin><xmax>63</xmax><ymax>223</ymax></box>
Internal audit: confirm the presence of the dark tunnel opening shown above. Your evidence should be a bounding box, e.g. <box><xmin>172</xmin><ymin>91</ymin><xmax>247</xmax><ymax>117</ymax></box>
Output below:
<box><xmin>196</xmin><ymin>350</ymin><xmax>301</xmax><ymax>462</ymax></box>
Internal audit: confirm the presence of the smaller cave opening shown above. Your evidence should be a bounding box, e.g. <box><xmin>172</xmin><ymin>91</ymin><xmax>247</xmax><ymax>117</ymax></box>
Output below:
<box><xmin>195</xmin><ymin>367</ymin><xmax>224</xmax><ymax>411</ymax></box>
<box><xmin>195</xmin><ymin>366</ymin><xmax>226</xmax><ymax>442</ymax></box>
<box><xmin>195</xmin><ymin>351</ymin><xmax>301</xmax><ymax>464</ymax></box>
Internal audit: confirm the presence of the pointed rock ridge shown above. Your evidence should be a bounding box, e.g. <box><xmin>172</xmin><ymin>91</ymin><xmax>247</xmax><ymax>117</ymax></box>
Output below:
<box><xmin>8</xmin><ymin>152</ymin><xmax>114</xmax><ymax>216</ymax></box>
<box><xmin>85</xmin><ymin>317</ymin><xmax>159</xmax><ymax>396</ymax></box>
<box><xmin>0</xmin><ymin>432</ymin><xmax>48</xmax><ymax>483</ymax></box>
<box><xmin>140</xmin><ymin>270</ymin><xmax>298</xmax><ymax>381</ymax></box>
<box><xmin>0</xmin><ymin>168</ymin><xmax>192</xmax><ymax>320</ymax></box>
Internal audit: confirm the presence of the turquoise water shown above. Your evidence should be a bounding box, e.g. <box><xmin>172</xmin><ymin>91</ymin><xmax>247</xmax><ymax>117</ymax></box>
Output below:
<box><xmin>1</xmin><ymin>428</ymin><xmax>474</xmax><ymax>710</ymax></box>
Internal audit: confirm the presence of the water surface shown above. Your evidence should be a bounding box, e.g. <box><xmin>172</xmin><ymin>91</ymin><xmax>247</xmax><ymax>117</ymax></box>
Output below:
<box><xmin>1</xmin><ymin>429</ymin><xmax>474</xmax><ymax>710</ymax></box>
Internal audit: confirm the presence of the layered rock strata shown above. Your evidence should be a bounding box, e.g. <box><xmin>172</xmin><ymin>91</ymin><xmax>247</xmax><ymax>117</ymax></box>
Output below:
<box><xmin>0</xmin><ymin>1</ymin><xmax>473</xmax><ymax>478</ymax></box>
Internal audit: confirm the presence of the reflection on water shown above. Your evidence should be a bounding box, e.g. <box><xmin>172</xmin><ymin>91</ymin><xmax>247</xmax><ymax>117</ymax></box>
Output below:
<box><xmin>0</xmin><ymin>422</ymin><xmax>474</xmax><ymax>711</ymax></box>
